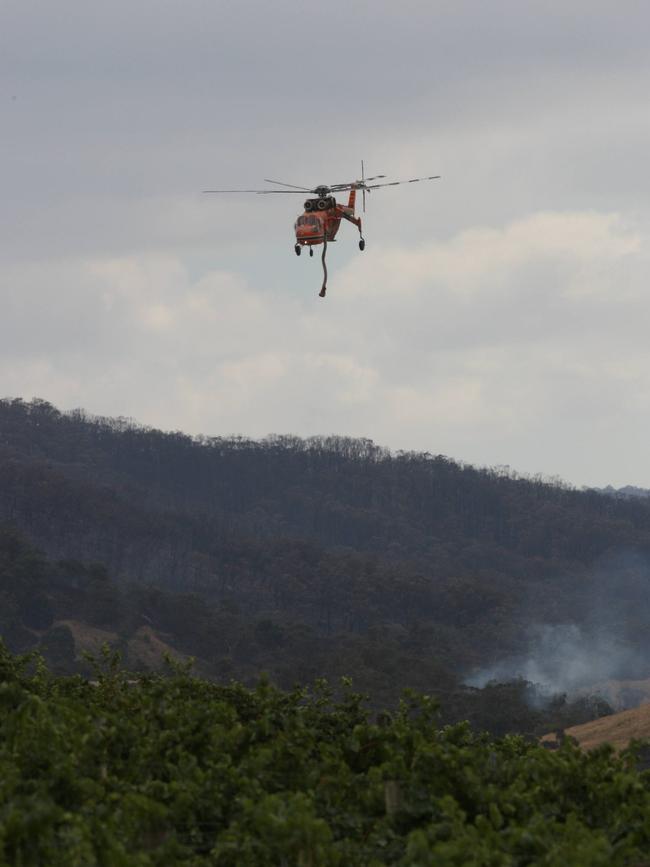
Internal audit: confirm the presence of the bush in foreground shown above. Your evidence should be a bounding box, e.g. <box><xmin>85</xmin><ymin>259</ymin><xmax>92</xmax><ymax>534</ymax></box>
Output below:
<box><xmin>1</xmin><ymin>643</ymin><xmax>649</xmax><ymax>865</ymax></box>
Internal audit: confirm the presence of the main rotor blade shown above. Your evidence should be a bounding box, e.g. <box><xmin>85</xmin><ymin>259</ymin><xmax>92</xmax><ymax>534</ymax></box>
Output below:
<box><xmin>263</xmin><ymin>178</ymin><xmax>312</xmax><ymax>191</ymax></box>
<box><xmin>366</xmin><ymin>175</ymin><xmax>441</xmax><ymax>190</ymax></box>
<box><xmin>329</xmin><ymin>175</ymin><xmax>386</xmax><ymax>191</ymax></box>
<box><xmin>203</xmin><ymin>189</ymin><xmax>308</xmax><ymax>194</ymax></box>
<box><xmin>204</xmin><ymin>174</ymin><xmax>440</xmax><ymax>196</ymax></box>
<box><xmin>203</xmin><ymin>189</ymin><xmax>271</xmax><ymax>193</ymax></box>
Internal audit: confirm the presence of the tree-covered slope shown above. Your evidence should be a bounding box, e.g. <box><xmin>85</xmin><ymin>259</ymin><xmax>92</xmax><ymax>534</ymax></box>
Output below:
<box><xmin>1</xmin><ymin>525</ymin><xmax>613</xmax><ymax>733</ymax></box>
<box><xmin>2</xmin><ymin>397</ymin><xmax>650</xmax><ymax>682</ymax></box>
<box><xmin>3</xmin><ymin>398</ymin><xmax>649</xmax><ymax>570</ymax></box>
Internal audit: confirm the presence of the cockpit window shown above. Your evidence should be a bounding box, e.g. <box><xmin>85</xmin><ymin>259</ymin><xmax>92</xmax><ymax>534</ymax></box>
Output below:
<box><xmin>296</xmin><ymin>215</ymin><xmax>319</xmax><ymax>226</ymax></box>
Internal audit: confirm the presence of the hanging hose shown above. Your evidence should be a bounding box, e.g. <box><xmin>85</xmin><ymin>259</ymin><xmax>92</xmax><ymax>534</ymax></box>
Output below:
<box><xmin>318</xmin><ymin>235</ymin><xmax>328</xmax><ymax>298</ymax></box>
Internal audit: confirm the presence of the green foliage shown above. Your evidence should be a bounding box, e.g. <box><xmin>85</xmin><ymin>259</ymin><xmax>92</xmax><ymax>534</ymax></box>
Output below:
<box><xmin>0</xmin><ymin>646</ymin><xmax>649</xmax><ymax>865</ymax></box>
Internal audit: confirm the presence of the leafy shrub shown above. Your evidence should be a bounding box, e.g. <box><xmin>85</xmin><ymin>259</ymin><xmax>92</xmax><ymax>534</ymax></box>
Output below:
<box><xmin>0</xmin><ymin>643</ymin><xmax>649</xmax><ymax>865</ymax></box>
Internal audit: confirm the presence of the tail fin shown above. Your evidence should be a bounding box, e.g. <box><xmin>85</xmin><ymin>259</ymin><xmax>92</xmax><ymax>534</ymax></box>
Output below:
<box><xmin>347</xmin><ymin>188</ymin><xmax>356</xmax><ymax>212</ymax></box>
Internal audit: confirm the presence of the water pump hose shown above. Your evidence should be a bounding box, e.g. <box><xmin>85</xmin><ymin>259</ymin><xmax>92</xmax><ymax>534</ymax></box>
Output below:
<box><xmin>319</xmin><ymin>236</ymin><xmax>328</xmax><ymax>298</ymax></box>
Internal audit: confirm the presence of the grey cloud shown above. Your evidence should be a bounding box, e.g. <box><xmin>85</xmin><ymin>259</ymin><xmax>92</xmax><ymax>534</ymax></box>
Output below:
<box><xmin>3</xmin><ymin>1</ymin><xmax>650</xmax><ymax>489</ymax></box>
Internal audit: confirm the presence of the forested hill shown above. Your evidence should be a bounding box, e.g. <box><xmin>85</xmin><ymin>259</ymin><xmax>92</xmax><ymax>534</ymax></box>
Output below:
<box><xmin>2</xmin><ymin>397</ymin><xmax>650</xmax><ymax>687</ymax></box>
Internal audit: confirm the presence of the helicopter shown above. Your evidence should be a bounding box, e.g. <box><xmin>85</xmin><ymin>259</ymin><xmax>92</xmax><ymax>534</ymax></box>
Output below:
<box><xmin>203</xmin><ymin>162</ymin><xmax>440</xmax><ymax>298</ymax></box>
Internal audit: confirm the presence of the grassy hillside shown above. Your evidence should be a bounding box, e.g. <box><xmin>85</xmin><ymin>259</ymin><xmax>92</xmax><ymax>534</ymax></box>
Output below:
<box><xmin>543</xmin><ymin>703</ymin><xmax>650</xmax><ymax>753</ymax></box>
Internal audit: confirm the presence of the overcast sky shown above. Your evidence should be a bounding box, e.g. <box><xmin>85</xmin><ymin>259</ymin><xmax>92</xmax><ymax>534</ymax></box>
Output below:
<box><xmin>2</xmin><ymin>0</ymin><xmax>650</xmax><ymax>487</ymax></box>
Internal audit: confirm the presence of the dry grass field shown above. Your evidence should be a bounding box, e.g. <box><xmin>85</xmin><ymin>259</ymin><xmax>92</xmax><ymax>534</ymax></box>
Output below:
<box><xmin>542</xmin><ymin>703</ymin><xmax>650</xmax><ymax>752</ymax></box>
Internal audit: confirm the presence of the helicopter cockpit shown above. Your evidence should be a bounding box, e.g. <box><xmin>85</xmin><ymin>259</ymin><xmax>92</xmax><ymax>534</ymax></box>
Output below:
<box><xmin>295</xmin><ymin>214</ymin><xmax>320</xmax><ymax>228</ymax></box>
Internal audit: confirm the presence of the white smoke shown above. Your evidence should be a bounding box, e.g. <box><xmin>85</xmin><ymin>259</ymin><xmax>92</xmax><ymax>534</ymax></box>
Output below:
<box><xmin>467</xmin><ymin>623</ymin><xmax>639</xmax><ymax>697</ymax></box>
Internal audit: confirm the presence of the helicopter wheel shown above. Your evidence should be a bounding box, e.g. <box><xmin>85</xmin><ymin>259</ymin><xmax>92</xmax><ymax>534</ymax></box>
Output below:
<box><xmin>359</xmin><ymin>238</ymin><xmax>366</xmax><ymax>251</ymax></box>
<box><xmin>309</xmin><ymin>247</ymin><xmax>314</xmax><ymax>257</ymax></box>
<box><xmin>294</xmin><ymin>244</ymin><xmax>301</xmax><ymax>256</ymax></box>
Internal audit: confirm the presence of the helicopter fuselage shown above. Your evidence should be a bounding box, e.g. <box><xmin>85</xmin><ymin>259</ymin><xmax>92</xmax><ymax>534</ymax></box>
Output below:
<box><xmin>294</xmin><ymin>189</ymin><xmax>359</xmax><ymax>247</ymax></box>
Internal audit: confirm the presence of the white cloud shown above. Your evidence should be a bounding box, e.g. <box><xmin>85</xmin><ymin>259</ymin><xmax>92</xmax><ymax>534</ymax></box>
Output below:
<box><xmin>2</xmin><ymin>209</ymin><xmax>649</xmax><ymax>486</ymax></box>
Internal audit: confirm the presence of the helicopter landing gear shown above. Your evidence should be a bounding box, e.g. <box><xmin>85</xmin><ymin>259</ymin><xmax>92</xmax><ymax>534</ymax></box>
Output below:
<box><xmin>309</xmin><ymin>247</ymin><xmax>314</xmax><ymax>257</ymax></box>
<box><xmin>294</xmin><ymin>244</ymin><xmax>301</xmax><ymax>256</ymax></box>
<box><xmin>359</xmin><ymin>238</ymin><xmax>366</xmax><ymax>251</ymax></box>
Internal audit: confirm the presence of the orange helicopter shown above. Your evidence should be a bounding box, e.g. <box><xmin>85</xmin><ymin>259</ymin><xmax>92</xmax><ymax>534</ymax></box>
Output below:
<box><xmin>203</xmin><ymin>162</ymin><xmax>440</xmax><ymax>298</ymax></box>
